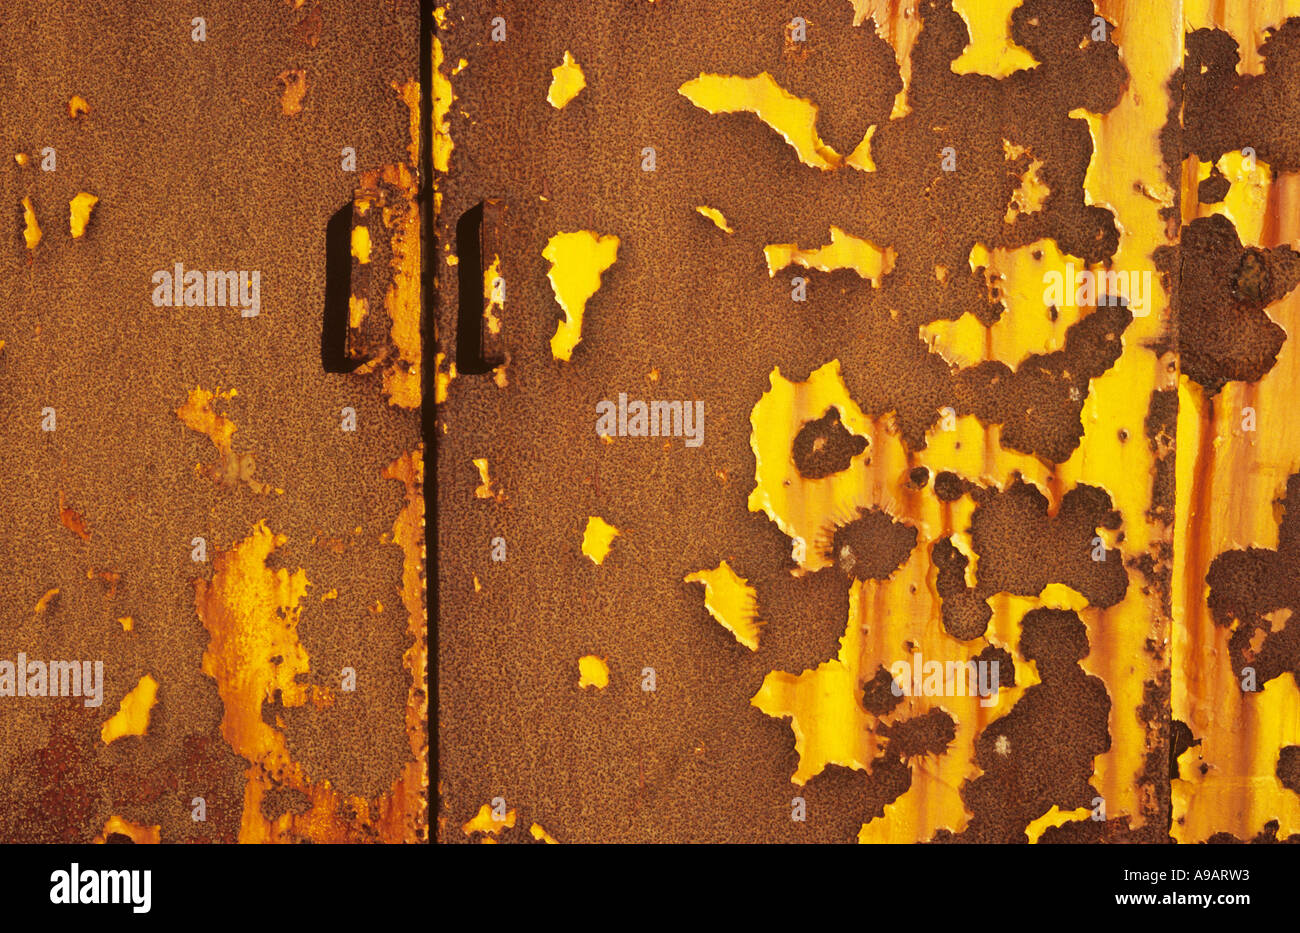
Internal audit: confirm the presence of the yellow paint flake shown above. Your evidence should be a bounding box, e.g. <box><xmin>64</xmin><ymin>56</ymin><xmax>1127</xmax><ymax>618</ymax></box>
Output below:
<box><xmin>547</xmin><ymin>50</ymin><xmax>587</xmax><ymax>109</ymax></box>
<box><xmin>529</xmin><ymin>823</ymin><xmax>558</xmax><ymax>843</ymax></box>
<box><xmin>1183</xmin><ymin>149</ymin><xmax>1271</xmax><ymax>246</ymax></box>
<box><xmin>351</xmin><ymin>225</ymin><xmax>371</xmax><ymax>263</ymax></box>
<box><xmin>462</xmin><ymin>803</ymin><xmax>515</xmax><ymax>836</ymax></box>
<box><xmin>581</xmin><ymin>516</ymin><xmax>620</xmax><ymax>565</ymax></box>
<box><xmin>695</xmin><ymin>205</ymin><xmax>734</xmax><ymax>234</ymax></box>
<box><xmin>21</xmin><ymin>197</ymin><xmax>40</xmax><ymax>250</ymax></box>
<box><xmin>544</xmin><ymin>231</ymin><xmax>620</xmax><ymax>361</ymax></box>
<box><xmin>685</xmin><ymin>560</ymin><xmax>762</xmax><ymax>650</ymax></box>
<box><xmin>433</xmin><ymin>38</ymin><xmax>453</xmax><ymax>172</ymax></box>
<box><xmin>349</xmin><ymin>294</ymin><xmax>367</xmax><ymax>329</ymax></box>
<box><xmin>68</xmin><ymin>192</ymin><xmax>97</xmax><ymax>238</ymax></box>
<box><xmin>922</xmin><ymin>238</ymin><xmax>1087</xmax><ymax>370</ymax></box>
<box><xmin>34</xmin><ymin>588</ymin><xmax>59</xmax><ymax>614</ymax></box>
<box><xmin>950</xmin><ymin>0</ymin><xmax>1039</xmax><ymax>76</ymax></box>
<box><xmin>14</xmin><ymin>153</ymin><xmax>27</xmax><ymax>166</ymax></box>
<box><xmin>483</xmin><ymin>255</ymin><xmax>503</xmax><ymax>335</ymax></box>
<box><xmin>101</xmin><ymin>674</ymin><xmax>159</xmax><ymax>744</ymax></box>
<box><xmin>848</xmin><ymin>0</ymin><xmax>923</xmax><ymax>118</ymax></box>
<box><xmin>472</xmin><ymin>458</ymin><xmax>503</xmax><ymax>501</ymax></box>
<box><xmin>747</xmin><ymin>361</ymin><xmax>880</xmax><ymax>572</ymax></box>
<box><xmin>1025</xmin><ymin>805</ymin><xmax>1092</xmax><ymax>843</ymax></box>
<box><xmin>67</xmin><ymin>95</ymin><xmax>89</xmax><ymax>119</ymax></box>
<box><xmin>94</xmin><ymin>816</ymin><xmax>159</xmax><ymax>845</ymax></box>
<box><xmin>578</xmin><ymin>654</ymin><xmax>609</xmax><ymax>689</ymax></box>
<box><xmin>118</xmin><ymin>616</ymin><xmax>134</xmax><ymax>633</ymax></box>
<box><xmin>752</xmin><ymin>653</ymin><xmax>879</xmax><ymax>785</ymax></box>
<box><xmin>845</xmin><ymin>124</ymin><xmax>877</xmax><ymax>172</ymax></box>
<box><xmin>764</xmin><ymin>227</ymin><xmax>896</xmax><ymax>285</ymax></box>
<box><xmin>680</xmin><ymin>72</ymin><xmax>841</xmax><ymax>170</ymax></box>
<box><xmin>435</xmin><ymin>351</ymin><xmax>456</xmax><ymax>404</ymax></box>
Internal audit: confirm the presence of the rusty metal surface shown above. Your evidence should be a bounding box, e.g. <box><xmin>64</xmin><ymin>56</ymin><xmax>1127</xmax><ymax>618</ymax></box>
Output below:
<box><xmin>433</xmin><ymin>0</ymin><xmax>1300</xmax><ymax>845</ymax></box>
<box><xmin>0</xmin><ymin>0</ymin><xmax>426</xmax><ymax>843</ymax></box>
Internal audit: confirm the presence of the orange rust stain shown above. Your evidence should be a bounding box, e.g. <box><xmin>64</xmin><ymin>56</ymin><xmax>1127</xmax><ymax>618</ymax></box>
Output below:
<box><xmin>195</xmin><ymin>449</ymin><xmax>425</xmax><ymax>843</ymax></box>
<box><xmin>353</xmin><ymin>81</ymin><xmax>423</xmax><ymax>409</ymax></box>
<box><xmin>58</xmin><ymin>491</ymin><xmax>90</xmax><ymax>541</ymax></box>
<box><xmin>90</xmin><ymin>568</ymin><xmax>122</xmax><ymax>599</ymax></box>
<box><xmin>382</xmin><ymin>446</ymin><xmax>429</xmax><ymax>838</ymax></box>
<box><xmin>175</xmin><ymin>387</ymin><xmax>273</xmax><ymax>494</ymax></box>
<box><xmin>276</xmin><ymin>69</ymin><xmax>307</xmax><ymax>115</ymax></box>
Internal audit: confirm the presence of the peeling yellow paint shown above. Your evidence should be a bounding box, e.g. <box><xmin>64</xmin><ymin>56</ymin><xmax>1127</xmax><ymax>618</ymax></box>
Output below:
<box><xmin>1025</xmin><ymin>805</ymin><xmax>1092</xmax><ymax>843</ymax></box>
<box><xmin>764</xmin><ymin>226</ymin><xmax>896</xmax><ymax>284</ymax></box>
<box><xmin>351</xmin><ymin>224</ymin><xmax>371</xmax><ymax>264</ymax></box>
<box><xmin>176</xmin><ymin>387</ymin><xmax>271</xmax><ymax>494</ymax></box>
<box><xmin>849</xmin><ymin>0</ymin><xmax>923</xmax><ymax>118</ymax></box>
<box><xmin>472</xmin><ymin>457</ymin><xmax>502</xmax><ymax>501</ymax></box>
<box><xmin>34</xmin><ymin>588</ymin><xmax>58</xmax><ymax>614</ymax></box>
<box><xmin>547</xmin><ymin>50</ymin><xmax>587</xmax><ymax>109</ymax></box>
<box><xmin>21</xmin><ymin>197</ymin><xmax>40</xmax><ymax>251</ymax></box>
<box><xmin>747</xmin><ymin>362</ymin><xmax>878</xmax><ymax>573</ymax></box>
<box><xmin>680</xmin><ymin>72</ymin><xmax>841</xmax><ymax>170</ymax></box>
<box><xmin>845</xmin><ymin>125</ymin><xmax>877</xmax><ymax>172</ymax></box>
<box><xmin>581</xmin><ymin>516</ymin><xmax>620</xmax><ymax>565</ymax></box>
<box><xmin>1004</xmin><ymin>148</ymin><xmax>1049</xmax><ymax>222</ymax></box>
<box><xmin>685</xmin><ymin>561</ymin><xmax>762</xmax><ymax>650</ymax></box>
<box><xmin>696</xmin><ymin>205</ymin><xmax>733</xmax><ymax>234</ymax></box>
<box><xmin>435</xmin><ymin>351</ymin><xmax>456</xmax><ymax>404</ymax></box>
<box><xmin>68</xmin><ymin>192</ymin><xmax>97</xmax><ymax>238</ymax></box>
<box><xmin>578</xmin><ymin>655</ymin><xmax>609</xmax><ymax>689</ymax></box>
<box><xmin>529</xmin><ymin>822</ymin><xmax>558</xmax><ymax>843</ymax></box>
<box><xmin>101</xmin><ymin>674</ymin><xmax>159</xmax><ymax>744</ymax></box>
<box><xmin>922</xmin><ymin>239</ymin><xmax>1087</xmax><ymax>370</ymax></box>
<box><xmin>432</xmin><ymin>38</ymin><xmax>453</xmax><ymax>172</ymax></box>
<box><xmin>483</xmin><ymin>255</ymin><xmax>503</xmax><ymax>335</ymax></box>
<box><xmin>950</xmin><ymin>0</ymin><xmax>1038</xmax><ymax>76</ymax></box>
<box><xmin>544</xmin><ymin>231</ymin><xmax>620</xmax><ymax>362</ymax></box>
<box><xmin>462</xmin><ymin>803</ymin><xmax>515</xmax><ymax>836</ymax></box>
<box><xmin>94</xmin><ymin>816</ymin><xmax>159</xmax><ymax>844</ymax></box>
